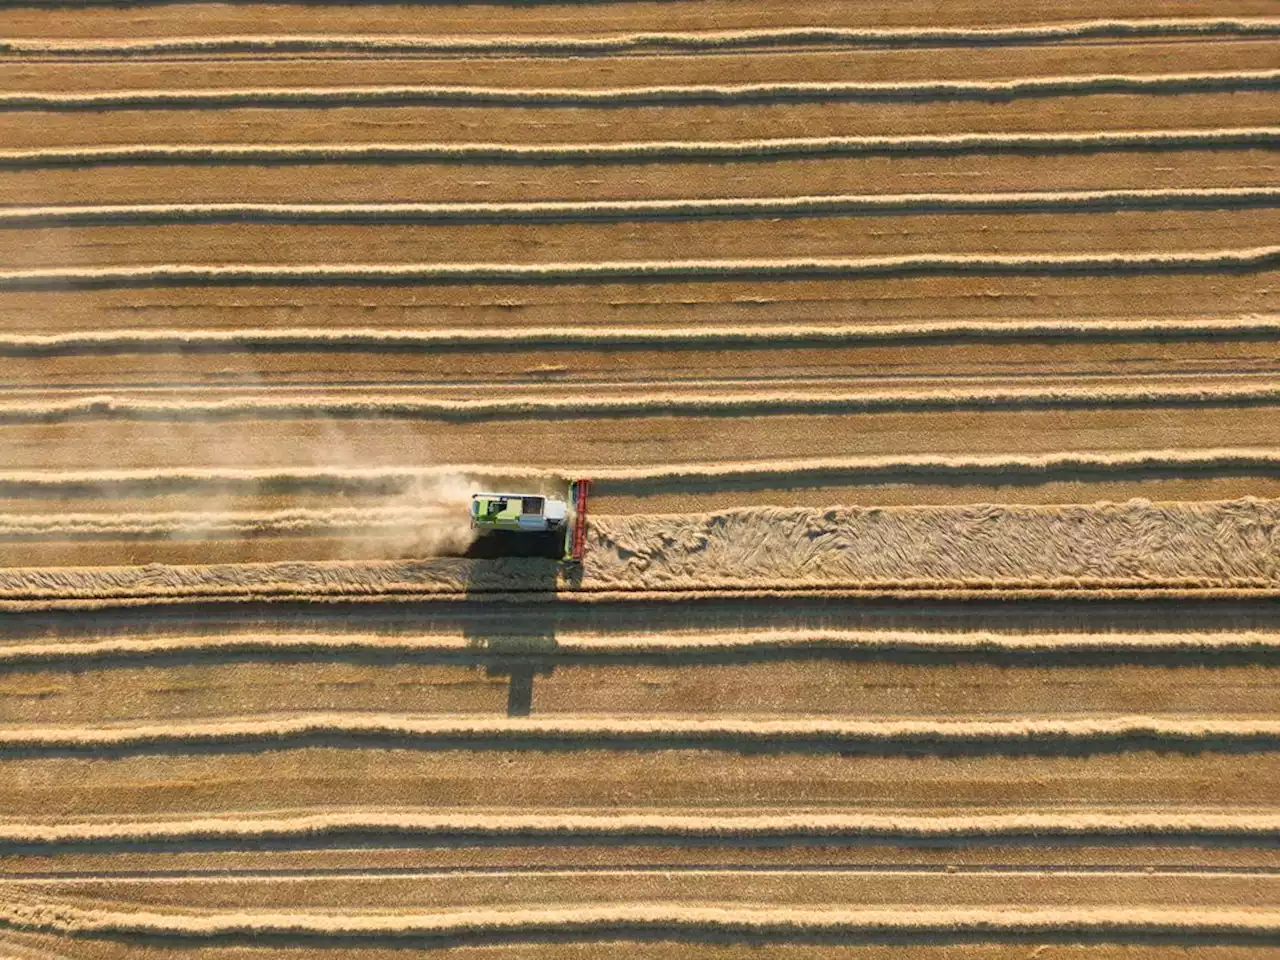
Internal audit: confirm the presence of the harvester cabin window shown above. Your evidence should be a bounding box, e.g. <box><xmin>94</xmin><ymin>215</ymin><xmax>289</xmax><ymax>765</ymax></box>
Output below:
<box><xmin>521</xmin><ymin>497</ymin><xmax>544</xmax><ymax>516</ymax></box>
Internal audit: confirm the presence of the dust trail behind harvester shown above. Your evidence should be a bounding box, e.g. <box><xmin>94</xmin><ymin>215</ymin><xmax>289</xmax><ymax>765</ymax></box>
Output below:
<box><xmin>0</xmin><ymin>391</ymin><xmax>496</xmax><ymax>560</ymax></box>
<box><xmin>342</xmin><ymin>470</ymin><xmax>480</xmax><ymax>560</ymax></box>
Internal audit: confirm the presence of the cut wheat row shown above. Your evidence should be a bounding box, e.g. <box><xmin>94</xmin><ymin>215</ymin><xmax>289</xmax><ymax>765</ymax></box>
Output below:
<box><xmin>3</xmin><ymin>449</ymin><xmax>1280</xmax><ymax>497</ymax></box>
<box><xmin>1</xmin><ymin>714</ymin><xmax>1274</xmax><ymax>752</ymax></box>
<box><xmin>2</xmin><ymin>315</ymin><xmax>1277</xmax><ymax>355</ymax></box>
<box><xmin>9</xmin><ymin>588</ymin><xmax>1279</xmax><ymax>612</ymax></box>
<box><xmin>2</xmin><ymin>900</ymin><xmax>1277</xmax><ymax>941</ymax></box>
<box><xmin>4</xmin><ymin>187</ymin><xmax>1277</xmax><ymax>226</ymax></box>
<box><xmin>0</xmin><ymin>505</ymin><xmax>457</xmax><ymax>540</ymax></box>
<box><xmin>2</xmin><ymin>247</ymin><xmax>1276</xmax><ymax>290</ymax></box>
<box><xmin>0</xmin><ymin>811</ymin><xmax>1271</xmax><ymax>846</ymax></box>
<box><xmin>4</xmin><ymin>128</ymin><xmax>1271</xmax><ymax>168</ymax></box>
<box><xmin>7</xmin><ymin>381</ymin><xmax>1280</xmax><ymax>423</ymax></box>
<box><xmin>4</xmin><ymin>71</ymin><xmax>1279</xmax><ymax>110</ymax></box>
<box><xmin>1</xmin><ymin>629</ymin><xmax>1277</xmax><ymax>666</ymax></box>
<box><xmin>6</xmin><ymin>19</ymin><xmax>1278</xmax><ymax>56</ymax></box>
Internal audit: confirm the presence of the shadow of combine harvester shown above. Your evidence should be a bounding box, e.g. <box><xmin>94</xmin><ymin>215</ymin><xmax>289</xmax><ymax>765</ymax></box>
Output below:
<box><xmin>462</xmin><ymin>479</ymin><xmax>589</xmax><ymax>716</ymax></box>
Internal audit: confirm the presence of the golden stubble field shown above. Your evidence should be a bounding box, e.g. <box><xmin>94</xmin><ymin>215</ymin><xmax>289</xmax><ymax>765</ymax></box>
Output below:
<box><xmin>0</xmin><ymin>1</ymin><xmax>1278</xmax><ymax>957</ymax></box>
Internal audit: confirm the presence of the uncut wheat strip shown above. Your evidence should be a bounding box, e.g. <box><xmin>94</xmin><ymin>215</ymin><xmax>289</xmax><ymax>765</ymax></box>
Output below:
<box><xmin>4</xmin><ymin>629</ymin><xmax>1277</xmax><ymax>666</ymax></box>
<box><xmin>6</xmin><ymin>187</ymin><xmax>1278</xmax><ymax>227</ymax></box>
<box><xmin>6</xmin><ymin>449</ymin><xmax>1280</xmax><ymax>498</ymax></box>
<box><xmin>4</xmin><ymin>128</ymin><xmax>1272</xmax><ymax>168</ymax></box>
<box><xmin>4</xmin><ymin>315</ymin><xmax>1280</xmax><ymax>356</ymax></box>
<box><xmin>0</xmin><ymin>505</ymin><xmax>457</xmax><ymax>540</ymax></box>
<box><xmin>0</xmin><ymin>811</ymin><xmax>1273</xmax><ymax>846</ymax></box>
<box><xmin>4</xmin><ymin>71</ymin><xmax>1279</xmax><ymax>110</ymax></box>
<box><xmin>3</xmin><ymin>900</ymin><xmax>1278</xmax><ymax>940</ymax></box>
<box><xmin>9</xmin><ymin>381</ymin><xmax>1280</xmax><ymax>423</ymax></box>
<box><xmin>2</xmin><ymin>715</ymin><xmax>1275</xmax><ymax>753</ymax></box>
<box><xmin>4</xmin><ymin>248</ymin><xmax>1277</xmax><ymax>291</ymax></box>
<box><xmin>7</xmin><ymin>20</ymin><xmax>1279</xmax><ymax>56</ymax></box>
<box><xmin>591</xmin><ymin>501</ymin><xmax>1280</xmax><ymax>592</ymax></box>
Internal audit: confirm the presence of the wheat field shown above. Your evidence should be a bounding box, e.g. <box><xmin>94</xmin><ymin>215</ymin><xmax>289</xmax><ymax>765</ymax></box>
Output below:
<box><xmin>0</xmin><ymin>1</ymin><xmax>1278</xmax><ymax>956</ymax></box>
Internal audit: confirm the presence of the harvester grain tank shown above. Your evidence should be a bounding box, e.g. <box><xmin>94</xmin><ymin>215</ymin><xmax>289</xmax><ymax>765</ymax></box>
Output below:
<box><xmin>470</xmin><ymin>492</ymin><xmax>566</xmax><ymax>532</ymax></box>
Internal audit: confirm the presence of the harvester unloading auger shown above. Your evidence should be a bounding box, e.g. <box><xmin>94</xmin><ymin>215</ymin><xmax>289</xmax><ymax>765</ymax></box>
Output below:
<box><xmin>469</xmin><ymin>479</ymin><xmax>590</xmax><ymax>561</ymax></box>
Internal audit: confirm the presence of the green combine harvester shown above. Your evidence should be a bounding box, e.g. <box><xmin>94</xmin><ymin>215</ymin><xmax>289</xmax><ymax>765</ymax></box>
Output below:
<box><xmin>470</xmin><ymin>479</ymin><xmax>590</xmax><ymax>561</ymax></box>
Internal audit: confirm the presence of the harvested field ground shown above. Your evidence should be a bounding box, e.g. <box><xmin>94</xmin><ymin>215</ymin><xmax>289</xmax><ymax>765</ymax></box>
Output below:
<box><xmin>0</xmin><ymin>1</ymin><xmax>1278</xmax><ymax>956</ymax></box>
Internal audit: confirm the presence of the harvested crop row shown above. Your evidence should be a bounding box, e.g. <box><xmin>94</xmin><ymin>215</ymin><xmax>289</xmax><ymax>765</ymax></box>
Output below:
<box><xmin>5</xmin><ymin>71</ymin><xmax>1278</xmax><ymax>110</ymax></box>
<box><xmin>3</xmin><ymin>593</ymin><xmax>1268</xmax><ymax>642</ymax></box>
<box><xmin>17</xmin><ymin>44</ymin><xmax>1275</xmax><ymax>100</ymax></box>
<box><xmin>1</xmin><ymin>315</ymin><xmax>1277</xmax><ymax>356</ymax></box>
<box><xmin>7</xmin><ymin>270</ymin><xmax>1260</xmax><ymax>340</ymax></box>
<box><xmin>17</xmin><ymin>213</ymin><xmax>1274</xmax><ymax>272</ymax></box>
<box><xmin>0</xmin><ymin>505</ymin><xmax>463</xmax><ymax>541</ymax></box>
<box><xmin>6</xmin><ymin>449</ymin><xmax>1280</xmax><ymax>499</ymax></box>
<box><xmin>7</xmin><ymin>186</ymin><xmax>1277</xmax><ymax>226</ymax></box>
<box><xmin>0</xmin><ymin>811</ymin><xmax>1271</xmax><ymax>846</ymax></box>
<box><xmin>7</xmin><ymin>657</ymin><xmax>1275</xmax><ymax>727</ymax></box>
<box><xmin>8</xmin><ymin>20</ymin><xmax>1279</xmax><ymax>56</ymax></box>
<box><xmin>3</xmin><ymin>127</ymin><xmax>1271</xmax><ymax>168</ymax></box>
<box><xmin>0</xmin><ymin>407</ymin><xmax>1228</xmax><ymax>483</ymax></box>
<box><xmin>12</xmin><ymin>163</ymin><xmax>1280</xmax><ymax>218</ymax></box>
<box><xmin>8</xmin><ymin>380</ymin><xmax>1280</xmax><ymax>424</ymax></box>
<box><xmin>15</xmin><ymin>98</ymin><xmax>1274</xmax><ymax>156</ymax></box>
<box><xmin>2</xmin><ymin>714</ymin><xmax>1273</xmax><ymax>753</ymax></box>
<box><xmin>7</xmin><ymin>151</ymin><xmax>1276</xmax><ymax>210</ymax></box>
<box><xmin>19</xmin><ymin>662</ymin><xmax>1279</xmax><ymax>729</ymax></box>
<box><xmin>3</xmin><ymin>247</ymin><xmax>1276</xmax><ymax>290</ymax></box>
<box><xmin>2</xmin><ymin>748</ymin><xmax>1267</xmax><ymax>816</ymax></box>
<box><xmin>2</xmin><ymin>845</ymin><xmax>1269</xmax><ymax>876</ymax></box>
<box><xmin>12</xmin><ymin>869</ymin><xmax>1276</xmax><ymax>912</ymax></box>
<box><xmin>2</xmin><ymin>628</ymin><xmax>1278</xmax><ymax>666</ymax></box>
<box><xmin>2</xmin><ymin>898</ymin><xmax>1277</xmax><ymax>941</ymax></box>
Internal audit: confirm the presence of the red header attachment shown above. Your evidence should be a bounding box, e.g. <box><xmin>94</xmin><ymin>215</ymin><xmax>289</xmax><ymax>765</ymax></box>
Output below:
<box><xmin>569</xmin><ymin>479</ymin><xmax>591</xmax><ymax>562</ymax></box>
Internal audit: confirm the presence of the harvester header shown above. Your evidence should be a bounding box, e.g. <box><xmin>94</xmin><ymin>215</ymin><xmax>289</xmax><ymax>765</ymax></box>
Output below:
<box><xmin>568</xmin><ymin>478</ymin><xmax>590</xmax><ymax>562</ymax></box>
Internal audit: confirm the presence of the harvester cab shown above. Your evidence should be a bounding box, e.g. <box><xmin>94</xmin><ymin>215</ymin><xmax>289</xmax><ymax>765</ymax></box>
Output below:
<box><xmin>469</xmin><ymin>479</ymin><xmax>590</xmax><ymax>561</ymax></box>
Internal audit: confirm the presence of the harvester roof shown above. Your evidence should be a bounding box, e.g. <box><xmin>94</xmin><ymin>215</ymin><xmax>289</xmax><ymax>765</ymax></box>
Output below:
<box><xmin>471</xmin><ymin>493</ymin><xmax>533</xmax><ymax>518</ymax></box>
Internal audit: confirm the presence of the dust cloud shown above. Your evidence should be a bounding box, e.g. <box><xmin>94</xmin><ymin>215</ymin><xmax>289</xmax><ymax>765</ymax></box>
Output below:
<box><xmin>11</xmin><ymin>341</ymin><xmax>490</xmax><ymax>560</ymax></box>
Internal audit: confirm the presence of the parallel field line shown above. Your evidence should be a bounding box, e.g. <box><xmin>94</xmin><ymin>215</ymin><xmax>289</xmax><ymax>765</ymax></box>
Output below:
<box><xmin>7</xmin><ymin>20</ymin><xmax>1280</xmax><ymax>56</ymax></box>
<box><xmin>2</xmin><ymin>247</ymin><xmax>1276</xmax><ymax>290</ymax></box>
<box><xmin>6</xmin><ymin>380</ymin><xmax>1280</xmax><ymax>422</ymax></box>
<box><xmin>0</xmin><ymin>714</ymin><xmax>1275</xmax><ymax>751</ymax></box>
<box><xmin>3</xmin><ymin>71</ymin><xmax>1278</xmax><ymax>110</ymax></box>
<box><xmin>1</xmin><ymin>316</ymin><xmax>1277</xmax><ymax>354</ymax></box>
<box><xmin>3</xmin><ymin>187</ymin><xmax>1277</xmax><ymax>225</ymax></box>
<box><xmin>3</xmin><ymin>629</ymin><xmax>1280</xmax><ymax>665</ymax></box>
<box><xmin>4</xmin><ymin>128</ymin><xmax>1272</xmax><ymax>167</ymax></box>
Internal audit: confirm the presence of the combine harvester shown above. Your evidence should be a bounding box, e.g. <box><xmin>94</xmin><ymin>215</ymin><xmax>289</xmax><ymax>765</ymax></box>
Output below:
<box><xmin>469</xmin><ymin>479</ymin><xmax>590</xmax><ymax>561</ymax></box>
